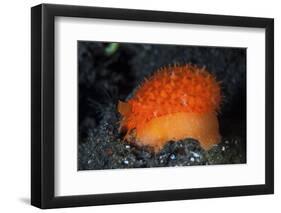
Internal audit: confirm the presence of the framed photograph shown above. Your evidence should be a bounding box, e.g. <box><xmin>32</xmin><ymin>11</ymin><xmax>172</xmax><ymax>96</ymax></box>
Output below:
<box><xmin>31</xmin><ymin>3</ymin><xmax>274</xmax><ymax>209</ymax></box>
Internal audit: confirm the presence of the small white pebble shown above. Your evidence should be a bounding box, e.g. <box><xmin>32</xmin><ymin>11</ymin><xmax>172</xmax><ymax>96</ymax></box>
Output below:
<box><xmin>190</xmin><ymin>157</ymin><xmax>195</xmax><ymax>162</ymax></box>
<box><xmin>190</xmin><ymin>151</ymin><xmax>200</xmax><ymax>158</ymax></box>
<box><xmin>125</xmin><ymin>145</ymin><xmax>130</xmax><ymax>149</ymax></box>
<box><xmin>222</xmin><ymin>146</ymin><xmax>226</xmax><ymax>151</ymax></box>
<box><xmin>123</xmin><ymin>160</ymin><xmax>129</xmax><ymax>165</ymax></box>
<box><xmin>170</xmin><ymin>154</ymin><xmax>176</xmax><ymax>160</ymax></box>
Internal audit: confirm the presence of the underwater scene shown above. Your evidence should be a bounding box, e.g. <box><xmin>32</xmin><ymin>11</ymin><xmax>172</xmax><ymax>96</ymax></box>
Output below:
<box><xmin>78</xmin><ymin>41</ymin><xmax>246</xmax><ymax>170</ymax></box>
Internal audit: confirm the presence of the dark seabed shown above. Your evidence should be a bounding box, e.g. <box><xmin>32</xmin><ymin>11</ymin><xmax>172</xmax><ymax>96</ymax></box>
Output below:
<box><xmin>78</xmin><ymin>42</ymin><xmax>246</xmax><ymax>170</ymax></box>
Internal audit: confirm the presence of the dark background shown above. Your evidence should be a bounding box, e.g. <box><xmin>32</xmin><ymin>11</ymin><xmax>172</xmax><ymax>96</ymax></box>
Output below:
<box><xmin>78</xmin><ymin>41</ymin><xmax>246</xmax><ymax>170</ymax></box>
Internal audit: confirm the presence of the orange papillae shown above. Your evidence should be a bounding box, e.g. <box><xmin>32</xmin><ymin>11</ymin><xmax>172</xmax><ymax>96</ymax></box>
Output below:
<box><xmin>118</xmin><ymin>64</ymin><xmax>221</xmax><ymax>151</ymax></box>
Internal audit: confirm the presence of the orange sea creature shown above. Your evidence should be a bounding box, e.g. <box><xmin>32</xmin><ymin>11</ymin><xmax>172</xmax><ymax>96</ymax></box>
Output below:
<box><xmin>118</xmin><ymin>64</ymin><xmax>221</xmax><ymax>152</ymax></box>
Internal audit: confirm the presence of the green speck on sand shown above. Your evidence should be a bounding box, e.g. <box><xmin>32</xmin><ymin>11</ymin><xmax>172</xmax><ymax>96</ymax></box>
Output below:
<box><xmin>105</xmin><ymin>43</ymin><xmax>119</xmax><ymax>56</ymax></box>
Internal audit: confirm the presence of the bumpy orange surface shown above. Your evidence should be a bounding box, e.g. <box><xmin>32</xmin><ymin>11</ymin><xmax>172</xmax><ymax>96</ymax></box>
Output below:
<box><xmin>118</xmin><ymin>64</ymin><xmax>221</xmax><ymax>152</ymax></box>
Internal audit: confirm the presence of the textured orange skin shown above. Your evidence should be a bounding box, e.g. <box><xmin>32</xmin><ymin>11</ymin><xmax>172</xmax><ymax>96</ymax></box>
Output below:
<box><xmin>118</xmin><ymin>64</ymin><xmax>221</xmax><ymax>151</ymax></box>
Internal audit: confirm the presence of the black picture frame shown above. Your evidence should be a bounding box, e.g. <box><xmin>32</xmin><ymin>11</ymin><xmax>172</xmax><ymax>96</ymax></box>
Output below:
<box><xmin>31</xmin><ymin>3</ymin><xmax>274</xmax><ymax>209</ymax></box>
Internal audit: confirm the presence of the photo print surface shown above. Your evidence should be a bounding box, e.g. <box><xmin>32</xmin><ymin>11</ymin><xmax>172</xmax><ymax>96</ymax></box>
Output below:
<box><xmin>78</xmin><ymin>41</ymin><xmax>246</xmax><ymax>170</ymax></box>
